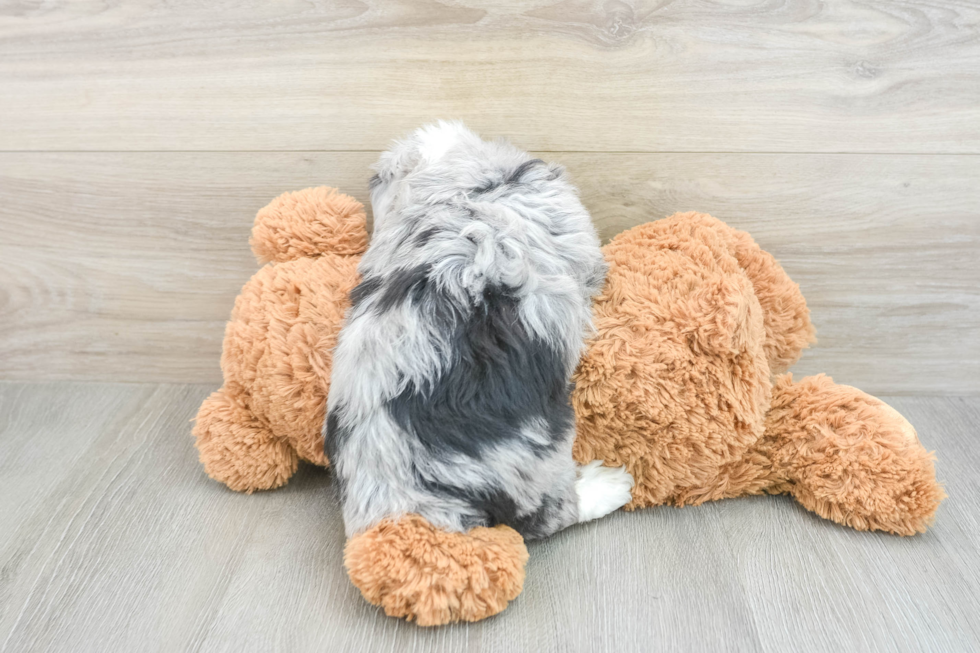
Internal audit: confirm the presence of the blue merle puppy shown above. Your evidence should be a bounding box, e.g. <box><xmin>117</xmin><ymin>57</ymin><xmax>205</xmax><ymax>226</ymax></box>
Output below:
<box><xmin>325</xmin><ymin>121</ymin><xmax>633</xmax><ymax>540</ymax></box>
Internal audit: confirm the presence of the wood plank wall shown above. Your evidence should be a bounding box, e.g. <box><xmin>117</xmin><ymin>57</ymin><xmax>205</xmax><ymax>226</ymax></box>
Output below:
<box><xmin>1</xmin><ymin>1</ymin><xmax>978</xmax><ymax>393</ymax></box>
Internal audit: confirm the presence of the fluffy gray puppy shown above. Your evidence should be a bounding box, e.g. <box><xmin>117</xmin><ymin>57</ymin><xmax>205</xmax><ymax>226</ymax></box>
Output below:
<box><xmin>325</xmin><ymin>121</ymin><xmax>632</xmax><ymax>540</ymax></box>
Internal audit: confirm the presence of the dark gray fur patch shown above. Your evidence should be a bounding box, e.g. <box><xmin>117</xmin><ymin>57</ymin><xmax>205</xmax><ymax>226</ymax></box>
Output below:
<box><xmin>374</xmin><ymin>264</ymin><xmax>434</xmax><ymax>313</ymax></box>
<box><xmin>348</xmin><ymin>276</ymin><xmax>383</xmax><ymax>307</ymax></box>
<box><xmin>472</xmin><ymin>158</ymin><xmax>546</xmax><ymax>195</ymax></box>
<box><xmin>386</xmin><ymin>284</ymin><xmax>571</xmax><ymax>458</ymax></box>
<box><xmin>349</xmin><ymin>264</ymin><xmax>441</xmax><ymax>314</ymax></box>
<box><xmin>473</xmin><ymin>177</ymin><xmax>502</xmax><ymax>194</ymax></box>
<box><xmin>414</xmin><ymin>226</ymin><xmax>440</xmax><ymax>247</ymax></box>
<box><xmin>506</xmin><ymin>158</ymin><xmax>545</xmax><ymax>184</ymax></box>
<box><xmin>416</xmin><ymin>472</ymin><xmax>569</xmax><ymax>540</ymax></box>
<box><xmin>323</xmin><ymin>411</ymin><xmax>350</xmax><ymax>503</ymax></box>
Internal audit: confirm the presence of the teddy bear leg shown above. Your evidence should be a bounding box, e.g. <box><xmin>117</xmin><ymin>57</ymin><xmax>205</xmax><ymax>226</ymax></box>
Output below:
<box><xmin>344</xmin><ymin>515</ymin><xmax>529</xmax><ymax>626</ymax></box>
<box><xmin>193</xmin><ymin>388</ymin><xmax>300</xmax><ymax>493</ymax></box>
<box><xmin>761</xmin><ymin>374</ymin><xmax>945</xmax><ymax>535</ymax></box>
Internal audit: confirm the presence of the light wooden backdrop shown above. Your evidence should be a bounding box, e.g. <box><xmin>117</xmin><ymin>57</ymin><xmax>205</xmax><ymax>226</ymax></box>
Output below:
<box><xmin>1</xmin><ymin>1</ymin><xmax>978</xmax><ymax>394</ymax></box>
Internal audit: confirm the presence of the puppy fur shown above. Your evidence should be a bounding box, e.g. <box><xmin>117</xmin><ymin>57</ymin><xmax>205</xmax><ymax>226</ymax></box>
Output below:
<box><xmin>325</xmin><ymin>121</ymin><xmax>631</xmax><ymax>539</ymax></box>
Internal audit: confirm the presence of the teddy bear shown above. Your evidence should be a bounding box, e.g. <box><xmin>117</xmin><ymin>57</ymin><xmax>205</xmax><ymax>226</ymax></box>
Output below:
<box><xmin>192</xmin><ymin>186</ymin><xmax>944</xmax><ymax>626</ymax></box>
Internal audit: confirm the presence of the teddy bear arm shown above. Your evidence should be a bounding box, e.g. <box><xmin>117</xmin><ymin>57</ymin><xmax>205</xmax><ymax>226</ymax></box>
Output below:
<box><xmin>192</xmin><ymin>388</ymin><xmax>300</xmax><ymax>493</ymax></box>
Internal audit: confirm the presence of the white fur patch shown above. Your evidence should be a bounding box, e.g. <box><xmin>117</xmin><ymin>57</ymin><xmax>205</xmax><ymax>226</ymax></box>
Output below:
<box><xmin>575</xmin><ymin>461</ymin><xmax>634</xmax><ymax>522</ymax></box>
<box><xmin>415</xmin><ymin>120</ymin><xmax>472</xmax><ymax>163</ymax></box>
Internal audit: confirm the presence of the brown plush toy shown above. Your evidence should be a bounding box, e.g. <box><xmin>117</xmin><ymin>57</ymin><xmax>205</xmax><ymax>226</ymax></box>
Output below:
<box><xmin>193</xmin><ymin>187</ymin><xmax>944</xmax><ymax>626</ymax></box>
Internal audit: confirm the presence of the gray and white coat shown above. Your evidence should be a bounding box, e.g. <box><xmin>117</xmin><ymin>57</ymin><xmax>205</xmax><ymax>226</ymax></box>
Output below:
<box><xmin>325</xmin><ymin>121</ymin><xmax>632</xmax><ymax>539</ymax></box>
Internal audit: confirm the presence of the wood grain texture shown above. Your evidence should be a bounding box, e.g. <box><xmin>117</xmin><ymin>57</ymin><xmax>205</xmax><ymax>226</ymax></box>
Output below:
<box><xmin>1</xmin><ymin>1</ymin><xmax>979</xmax><ymax>152</ymax></box>
<box><xmin>0</xmin><ymin>381</ymin><xmax>977</xmax><ymax>652</ymax></box>
<box><xmin>1</xmin><ymin>151</ymin><xmax>977</xmax><ymax>393</ymax></box>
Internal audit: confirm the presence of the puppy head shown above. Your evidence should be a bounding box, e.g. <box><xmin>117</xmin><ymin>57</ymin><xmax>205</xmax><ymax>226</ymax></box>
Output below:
<box><xmin>369</xmin><ymin>121</ymin><xmax>483</xmax><ymax>230</ymax></box>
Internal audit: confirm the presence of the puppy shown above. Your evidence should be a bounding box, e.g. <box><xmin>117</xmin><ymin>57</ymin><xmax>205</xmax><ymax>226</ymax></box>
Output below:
<box><xmin>325</xmin><ymin>121</ymin><xmax>632</xmax><ymax>540</ymax></box>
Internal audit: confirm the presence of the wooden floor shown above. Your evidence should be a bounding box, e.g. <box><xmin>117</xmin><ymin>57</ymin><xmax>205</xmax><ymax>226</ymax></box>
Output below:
<box><xmin>0</xmin><ymin>381</ymin><xmax>977</xmax><ymax>652</ymax></box>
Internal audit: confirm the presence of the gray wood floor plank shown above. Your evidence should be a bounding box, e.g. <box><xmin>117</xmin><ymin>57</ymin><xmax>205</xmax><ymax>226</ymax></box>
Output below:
<box><xmin>0</xmin><ymin>383</ymin><xmax>977</xmax><ymax>652</ymax></box>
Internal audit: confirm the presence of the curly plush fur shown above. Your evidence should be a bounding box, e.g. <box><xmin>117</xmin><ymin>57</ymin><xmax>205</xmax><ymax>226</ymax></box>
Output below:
<box><xmin>193</xmin><ymin>180</ymin><xmax>943</xmax><ymax>627</ymax></box>
<box><xmin>193</xmin><ymin>187</ymin><xmax>366</xmax><ymax>492</ymax></box>
<box><xmin>344</xmin><ymin>515</ymin><xmax>528</xmax><ymax>625</ymax></box>
<box><xmin>326</xmin><ymin>122</ymin><xmax>632</xmax><ymax>539</ymax></box>
<box><xmin>571</xmin><ymin>212</ymin><xmax>943</xmax><ymax>534</ymax></box>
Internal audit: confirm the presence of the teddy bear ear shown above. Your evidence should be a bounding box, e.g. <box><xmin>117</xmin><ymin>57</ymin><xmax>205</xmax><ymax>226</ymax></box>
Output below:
<box><xmin>728</xmin><ymin>229</ymin><xmax>816</xmax><ymax>373</ymax></box>
<box><xmin>250</xmin><ymin>187</ymin><xmax>369</xmax><ymax>264</ymax></box>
